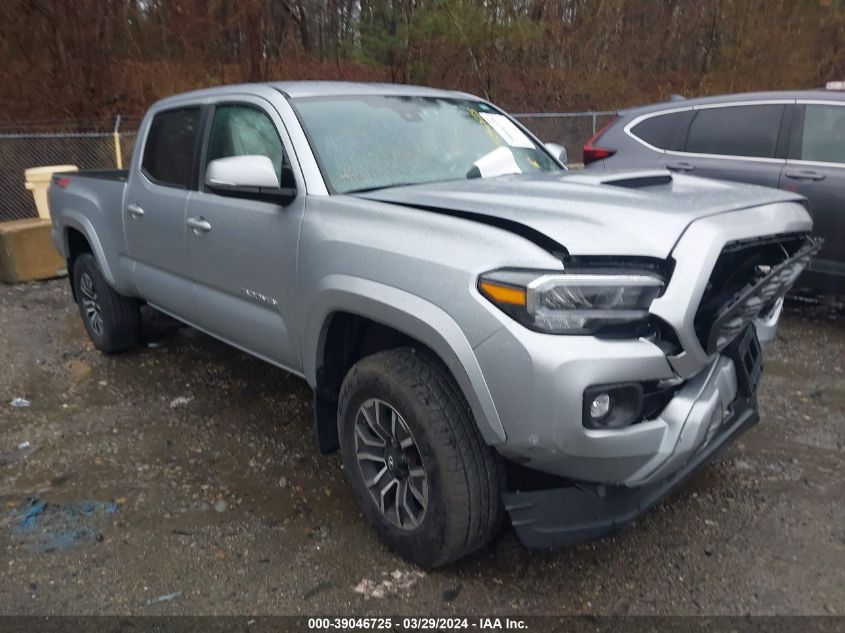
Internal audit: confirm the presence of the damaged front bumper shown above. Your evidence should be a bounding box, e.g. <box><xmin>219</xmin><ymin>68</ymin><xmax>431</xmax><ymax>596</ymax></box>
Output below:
<box><xmin>503</xmin><ymin>392</ymin><xmax>758</xmax><ymax>549</ymax></box>
<box><xmin>474</xmin><ymin>205</ymin><xmax>816</xmax><ymax>549</ymax></box>
<box><xmin>501</xmin><ymin>319</ymin><xmax>766</xmax><ymax>549</ymax></box>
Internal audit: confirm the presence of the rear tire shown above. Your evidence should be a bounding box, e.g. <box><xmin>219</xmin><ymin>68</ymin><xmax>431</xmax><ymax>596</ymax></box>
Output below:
<box><xmin>72</xmin><ymin>252</ymin><xmax>141</xmax><ymax>354</ymax></box>
<box><xmin>338</xmin><ymin>347</ymin><xmax>503</xmax><ymax>568</ymax></box>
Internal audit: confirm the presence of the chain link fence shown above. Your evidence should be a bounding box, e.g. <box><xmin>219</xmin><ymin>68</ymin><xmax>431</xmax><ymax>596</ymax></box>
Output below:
<box><xmin>0</xmin><ymin>111</ymin><xmax>614</xmax><ymax>223</ymax></box>
<box><xmin>512</xmin><ymin>111</ymin><xmax>616</xmax><ymax>164</ymax></box>
<box><xmin>0</xmin><ymin>124</ymin><xmax>137</xmax><ymax>222</ymax></box>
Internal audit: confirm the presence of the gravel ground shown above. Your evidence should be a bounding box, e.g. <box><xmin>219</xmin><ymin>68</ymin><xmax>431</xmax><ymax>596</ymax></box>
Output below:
<box><xmin>0</xmin><ymin>279</ymin><xmax>843</xmax><ymax>616</ymax></box>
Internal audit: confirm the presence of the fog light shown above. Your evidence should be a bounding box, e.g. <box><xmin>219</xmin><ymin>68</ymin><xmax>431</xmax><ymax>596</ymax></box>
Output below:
<box><xmin>590</xmin><ymin>393</ymin><xmax>611</xmax><ymax>419</ymax></box>
<box><xmin>582</xmin><ymin>383</ymin><xmax>644</xmax><ymax>429</ymax></box>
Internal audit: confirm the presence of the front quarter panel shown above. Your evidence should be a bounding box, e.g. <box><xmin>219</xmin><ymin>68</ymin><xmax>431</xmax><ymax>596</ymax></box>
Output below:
<box><xmin>297</xmin><ymin>195</ymin><xmax>565</xmax><ymax>445</ymax></box>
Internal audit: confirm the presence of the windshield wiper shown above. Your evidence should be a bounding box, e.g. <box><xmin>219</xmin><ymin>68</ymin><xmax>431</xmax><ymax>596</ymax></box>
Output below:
<box><xmin>344</xmin><ymin>182</ymin><xmax>421</xmax><ymax>194</ymax></box>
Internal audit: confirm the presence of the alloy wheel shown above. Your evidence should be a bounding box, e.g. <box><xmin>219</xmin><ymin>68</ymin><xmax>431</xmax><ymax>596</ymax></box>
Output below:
<box><xmin>79</xmin><ymin>272</ymin><xmax>104</xmax><ymax>336</ymax></box>
<box><xmin>354</xmin><ymin>398</ymin><xmax>428</xmax><ymax>530</ymax></box>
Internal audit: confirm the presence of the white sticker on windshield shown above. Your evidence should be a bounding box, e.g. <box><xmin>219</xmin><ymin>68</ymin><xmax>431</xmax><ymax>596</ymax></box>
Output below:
<box><xmin>479</xmin><ymin>113</ymin><xmax>535</xmax><ymax>148</ymax></box>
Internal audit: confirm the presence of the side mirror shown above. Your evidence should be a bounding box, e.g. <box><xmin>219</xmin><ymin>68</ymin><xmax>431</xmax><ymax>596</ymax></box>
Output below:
<box><xmin>544</xmin><ymin>142</ymin><xmax>568</xmax><ymax>166</ymax></box>
<box><xmin>205</xmin><ymin>155</ymin><xmax>296</xmax><ymax>204</ymax></box>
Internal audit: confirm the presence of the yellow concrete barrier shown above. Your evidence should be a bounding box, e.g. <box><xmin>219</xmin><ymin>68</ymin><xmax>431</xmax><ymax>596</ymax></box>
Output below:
<box><xmin>0</xmin><ymin>219</ymin><xmax>66</xmax><ymax>283</ymax></box>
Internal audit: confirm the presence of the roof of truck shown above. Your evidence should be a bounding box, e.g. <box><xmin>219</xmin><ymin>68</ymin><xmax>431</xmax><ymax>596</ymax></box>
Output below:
<box><xmin>153</xmin><ymin>81</ymin><xmax>478</xmax><ymax>107</ymax></box>
<box><xmin>274</xmin><ymin>81</ymin><xmax>477</xmax><ymax>99</ymax></box>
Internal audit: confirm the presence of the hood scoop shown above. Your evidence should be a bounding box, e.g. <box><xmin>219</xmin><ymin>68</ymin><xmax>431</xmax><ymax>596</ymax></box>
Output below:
<box><xmin>562</xmin><ymin>169</ymin><xmax>674</xmax><ymax>189</ymax></box>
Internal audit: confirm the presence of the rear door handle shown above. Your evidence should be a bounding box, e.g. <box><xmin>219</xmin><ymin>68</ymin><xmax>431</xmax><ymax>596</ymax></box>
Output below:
<box><xmin>127</xmin><ymin>203</ymin><xmax>144</xmax><ymax>217</ymax></box>
<box><xmin>666</xmin><ymin>161</ymin><xmax>696</xmax><ymax>172</ymax></box>
<box><xmin>784</xmin><ymin>169</ymin><xmax>825</xmax><ymax>181</ymax></box>
<box><xmin>186</xmin><ymin>217</ymin><xmax>212</xmax><ymax>233</ymax></box>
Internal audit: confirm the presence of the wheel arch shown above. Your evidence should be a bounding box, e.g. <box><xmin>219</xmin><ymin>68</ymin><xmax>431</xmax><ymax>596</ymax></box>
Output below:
<box><xmin>303</xmin><ymin>276</ymin><xmax>507</xmax><ymax>454</ymax></box>
<box><xmin>61</xmin><ymin>212</ymin><xmax>117</xmax><ymax>288</ymax></box>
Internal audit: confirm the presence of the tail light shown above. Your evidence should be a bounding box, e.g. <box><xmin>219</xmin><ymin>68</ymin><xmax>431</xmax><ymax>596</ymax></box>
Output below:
<box><xmin>53</xmin><ymin>176</ymin><xmax>71</xmax><ymax>188</ymax></box>
<box><xmin>582</xmin><ymin>118</ymin><xmax>617</xmax><ymax>165</ymax></box>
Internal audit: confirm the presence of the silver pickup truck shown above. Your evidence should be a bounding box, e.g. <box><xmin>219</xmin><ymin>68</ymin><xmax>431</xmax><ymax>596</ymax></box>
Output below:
<box><xmin>48</xmin><ymin>81</ymin><xmax>818</xmax><ymax>567</ymax></box>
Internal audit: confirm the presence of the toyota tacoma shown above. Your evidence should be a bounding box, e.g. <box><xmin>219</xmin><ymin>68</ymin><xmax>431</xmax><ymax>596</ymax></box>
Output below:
<box><xmin>48</xmin><ymin>82</ymin><xmax>819</xmax><ymax>567</ymax></box>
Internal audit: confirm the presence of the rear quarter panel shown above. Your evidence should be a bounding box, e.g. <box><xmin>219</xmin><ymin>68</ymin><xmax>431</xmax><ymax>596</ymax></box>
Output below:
<box><xmin>48</xmin><ymin>177</ymin><xmax>135</xmax><ymax>294</ymax></box>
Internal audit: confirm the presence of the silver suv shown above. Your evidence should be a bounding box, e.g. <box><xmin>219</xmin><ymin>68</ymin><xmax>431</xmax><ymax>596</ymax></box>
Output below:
<box><xmin>48</xmin><ymin>82</ymin><xmax>817</xmax><ymax>566</ymax></box>
<box><xmin>583</xmin><ymin>89</ymin><xmax>844</xmax><ymax>293</ymax></box>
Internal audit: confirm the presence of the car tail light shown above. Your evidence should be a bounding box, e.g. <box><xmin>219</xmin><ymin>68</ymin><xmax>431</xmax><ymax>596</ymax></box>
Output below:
<box><xmin>53</xmin><ymin>176</ymin><xmax>71</xmax><ymax>188</ymax></box>
<box><xmin>582</xmin><ymin>118</ymin><xmax>617</xmax><ymax>165</ymax></box>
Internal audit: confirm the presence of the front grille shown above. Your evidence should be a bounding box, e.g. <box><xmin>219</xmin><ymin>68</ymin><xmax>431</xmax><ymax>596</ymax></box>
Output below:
<box><xmin>694</xmin><ymin>234</ymin><xmax>821</xmax><ymax>354</ymax></box>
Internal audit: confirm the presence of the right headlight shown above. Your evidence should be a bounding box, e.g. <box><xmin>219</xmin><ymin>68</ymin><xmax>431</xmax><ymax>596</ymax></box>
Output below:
<box><xmin>478</xmin><ymin>268</ymin><xmax>665</xmax><ymax>334</ymax></box>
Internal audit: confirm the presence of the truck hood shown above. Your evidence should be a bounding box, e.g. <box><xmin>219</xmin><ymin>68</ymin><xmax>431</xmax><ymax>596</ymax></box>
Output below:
<box><xmin>357</xmin><ymin>171</ymin><xmax>805</xmax><ymax>259</ymax></box>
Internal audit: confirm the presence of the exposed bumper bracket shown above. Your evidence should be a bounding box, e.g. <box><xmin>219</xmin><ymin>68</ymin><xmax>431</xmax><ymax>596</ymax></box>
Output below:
<box><xmin>503</xmin><ymin>396</ymin><xmax>758</xmax><ymax>549</ymax></box>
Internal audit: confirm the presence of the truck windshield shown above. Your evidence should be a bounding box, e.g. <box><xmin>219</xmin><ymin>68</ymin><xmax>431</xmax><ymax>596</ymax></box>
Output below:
<box><xmin>292</xmin><ymin>95</ymin><xmax>562</xmax><ymax>194</ymax></box>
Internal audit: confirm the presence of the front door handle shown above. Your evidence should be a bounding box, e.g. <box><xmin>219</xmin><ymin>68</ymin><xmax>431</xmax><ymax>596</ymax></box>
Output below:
<box><xmin>784</xmin><ymin>169</ymin><xmax>826</xmax><ymax>181</ymax></box>
<box><xmin>666</xmin><ymin>161</ymin><xmax>696</xmax><ymax>172</ymax></box>
<box><xmin>186</xmin><ymin>217</ymin><xmax>212</xmax><ymax>233</ymax></box>
<box><xmin>127</xmin><ymin>203</ymin><xmax>144</xmax><ymax>218</ymax></box>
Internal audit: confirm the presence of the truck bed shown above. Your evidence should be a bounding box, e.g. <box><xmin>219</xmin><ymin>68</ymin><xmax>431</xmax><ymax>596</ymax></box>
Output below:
<box><xmin>64</xmin><ymin>169</ymin><xmax>129</xmax><ymax>182</ymax></box>
<box><xmin>48</xmin><ymin>169</ymin><xmax>130</xmax><ymax>280</ymax></box>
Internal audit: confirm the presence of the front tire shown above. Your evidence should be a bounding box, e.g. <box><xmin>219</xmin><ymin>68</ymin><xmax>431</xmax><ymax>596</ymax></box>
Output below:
<box><xmin>72</xmin><ymin>253</ymin><xmax>141</xmax><ymax>354</ymax></box>
<box><xmin>338</xmin><ymin>347</ymin><xmax>503</xmax><ymax>567</ymax></box>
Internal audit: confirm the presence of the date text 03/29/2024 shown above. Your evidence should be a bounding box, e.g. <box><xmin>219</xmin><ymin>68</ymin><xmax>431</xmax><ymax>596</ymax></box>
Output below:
<box><xmin>307</xmin><ymin>617</ymin><xmax>528</xmax><ymax>630</ymax></box>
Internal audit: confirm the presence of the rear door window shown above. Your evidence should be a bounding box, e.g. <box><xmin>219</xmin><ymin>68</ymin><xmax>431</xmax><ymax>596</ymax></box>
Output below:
<box><xmin>142</xmin><ymin>107</ymin><xmax>202</xmax><ymax>188</ymax></box>
<box><xmin>685</xmin><ymin>104</ymin><xmax>784</xmax><ymax>158</ymax></box>
<box><xmin>800</xmin><ymin>104</ymin><xmax>845</xmax><ymax>164</ymax></box>
<box><xmin>631</xmin><ymin>110</ymin><xmax>695</xmax><ymax>151</ymax></box>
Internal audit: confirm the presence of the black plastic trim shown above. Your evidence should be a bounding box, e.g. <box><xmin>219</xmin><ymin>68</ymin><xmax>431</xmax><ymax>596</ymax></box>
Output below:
<box><xmin>775</xmin><ymin>103</ymin><xmax>795</xmax><ymax>159</ymax></box>
<box><xmin>504</xmin><ymin>395</ymin><xmax>759</xmax><ymax>549</ymax></box>
<box><xmin>704</xmin><ymin>237</ymin><xmax>821</xmax><ymax>353</ymax></box>
<box><xmin>604</xmin><ymin>173</ymin><xmax>672</xmax><ymax>188</ymax></box>
<box><xmin>582</xmin><ymin>383</ymin><xmax>643</xmax><ymax>429</ymax></box>
<box><xmin>787</xmin><ymin>104</ymin><xmax>806</xmax><ymax>161</ymax></box>
<box><xmin>59</xmin><ymin>169</ymin><xmax>128</xmax><ymax>182</ymax></box>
